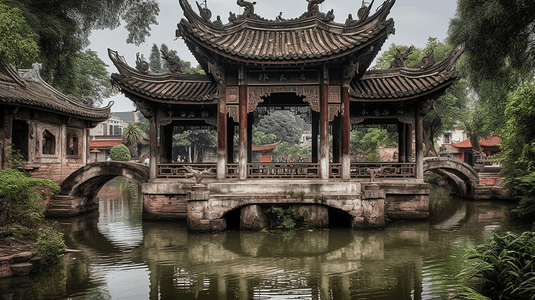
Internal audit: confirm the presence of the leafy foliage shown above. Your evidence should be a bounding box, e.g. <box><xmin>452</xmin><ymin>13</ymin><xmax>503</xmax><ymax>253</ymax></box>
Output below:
<box><xmin>458</xmin><ymin>231</ymin><xmax>535</xmax><ymax>300</ymax></box>
<box><xmin>0</xmin><ymin>168</ymin><xmax>65</xmax><ymax>265</ymax></box>
<box><xmin>109</xmin><ymin>144</ymin><xmax>131</xmax><ymax>161</ymax></box>
<box><xmin>0</xmin><ymin>3</ymin><xmax>39</xmax><ymax>67</ymax></box>
<box><xmin>448</xmin><ymin>0</ymin><xmax>535</xmax><ymax>139</ymax></box>
<box><xmin>71</xmin><ymin>49</ymin><xmax>115</xmax><ymax>106</ymax></box>
<box><xmin>271</xmin><ymin>206</ymin><xmax>300</xmax><ymax>230</ymax></box>
<box><xmin>500</xmin><ymin>82</ymin><xmax>535</xmax><ymax>219</ymax></box>
<box><xmin>350</xmin><ymin>127</ymin><xmax>397</xmax><ymax>161</ymax></box>
<box><xmin>255</xmin><ymin>111</ymin><xmax>302</xmax><ymax>145</ymax></box>
<box><xmin>273</xmin><ymin>142</ymin><xmax>311</xmax><ymax>161</ymax></box>
<box><xmin>149</xmin><ymin>43</ymin><xmax>161</xmax><ymax>73</ymax></box>
<box><xmin>173</xmin><ymin>129</ymin><xmax>216</xmax><ymax>163</ymax></box>
<box><xmin>3</xmin><ymin>0</ymin><xmax>159</xmax><ymax>96</ymax></box>
<box><xmin>122</xmin><ymin>123</ymin><xmax>143</xmax><ymax>159</ymax></box>
<box><xmin>252</xmin><ymin>131</ymin><xmax>277</xmax><ymax>146</ymax></box>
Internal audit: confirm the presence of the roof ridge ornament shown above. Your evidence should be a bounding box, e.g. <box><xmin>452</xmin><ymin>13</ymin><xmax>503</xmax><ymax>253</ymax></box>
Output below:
<box><xmin>136</xmin><ymin>53</ymin><xmax>149</xmax><ymax>74</ymax></box>
<box><xmin>196</xmin><ymin>1</ymin><xmax>212</xmax><ymax>21</ymax></box>
<box><xmin>420</xmin><ymin>50</ymin><xmax>435</xmax><ymax>70</ymax></box>
<box><xmin>229</xmin><ymin>0</ymin><xmax>257</xmax><ymax>23</ymax></box>
<box><xmin>389</xmin><ymin>46</ymin><xmax>412</xmax><ymax>69</ymax></box>
<box><xmin>161</xmin><ymin>49</ymin><xmax>184</xmax><ymax>73</ymax></box>
<box><xmin>301</xmin><ymin>0</ymin><xmax>335</xmax><ymax>21</ymax></box>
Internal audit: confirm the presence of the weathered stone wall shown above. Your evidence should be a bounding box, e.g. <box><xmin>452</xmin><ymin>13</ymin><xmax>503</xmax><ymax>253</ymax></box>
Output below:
<box><xmin>382</xmin><ymin>183</ymin><xmax>430</xmax><ymax>220</ymax></box>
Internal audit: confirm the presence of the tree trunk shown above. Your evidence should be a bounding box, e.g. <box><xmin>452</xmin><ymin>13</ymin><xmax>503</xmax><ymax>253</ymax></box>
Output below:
<box><xmin>423</xmin><ymin>127</ymin><xmax>438</xmax><ymax>157</ymax></box>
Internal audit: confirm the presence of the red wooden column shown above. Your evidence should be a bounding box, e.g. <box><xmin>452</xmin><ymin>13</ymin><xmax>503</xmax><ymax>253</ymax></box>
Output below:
<box><xmin>238</xmin><ymin>84</ymin><xmax>248</xmax><ymax>180</ymax></box>
<box><xmin>149</xmin><ymin>115</ymin><xmax>158</xmax><ymax>179</ymax></box>
<box><xmin>320</xmin><ymin>66</ymin><xmax>329</xmax><ymax>179</ymax></box>
<box><xmin>217</xmin><ymin>85</ymin><xmax>227</xmax><ymax>180</ymax></box>
<box><xmin>341</xmin><ymin>86</ymin><xmax>351</xmax><ymax>179</ymax></box>
<box><xmin>415</xmin><ymin>111</ymin><xmax>424</xmax><ymax>180</ymax></box>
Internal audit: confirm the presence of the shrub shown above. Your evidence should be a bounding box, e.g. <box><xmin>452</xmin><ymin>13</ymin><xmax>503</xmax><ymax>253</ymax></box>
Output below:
<box><xmin>458</xmin><ymin>231</ymin><xmax>535</xmax><ymax>300</ymax></box>
<box><xmin>0</xmin><ymin>168</ymin><xmax>65</xmax><ymax>265</ymax></box>
<box><xmin>109</xmin><ymin>144</ymin><xmax>131</xmax><ymax>161</ymax></box>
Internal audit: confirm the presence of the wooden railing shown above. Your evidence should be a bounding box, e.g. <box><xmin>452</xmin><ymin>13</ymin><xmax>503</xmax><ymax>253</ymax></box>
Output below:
<box><xmin>157</xmin><ymin>163</ymin><xmax>217</xmax><ymax>178</ymax></box>
<box><xmin>157</xmin><ymin>162</ymin><xmax>416</xmax><ymax>180</ymax></box>
<box><xmin>350</xmin><ymin>163</ymin><xmax>416</xmax><ymax>179</ymax></box>
<box><xmin>247</xmin><ymin>163</ymin><xmax>320</xmax><ymax>179</ymax></box>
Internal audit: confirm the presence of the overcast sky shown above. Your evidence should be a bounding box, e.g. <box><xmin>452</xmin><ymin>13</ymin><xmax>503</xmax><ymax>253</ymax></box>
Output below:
<box><xmin>88</xmin><ymin>0</ymin><xmax>458</xmax><ymax>112</ymax></box>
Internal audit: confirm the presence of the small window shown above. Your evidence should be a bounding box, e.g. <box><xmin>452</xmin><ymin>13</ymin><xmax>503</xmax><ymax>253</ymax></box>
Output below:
<box><xmin>42</xmin><ymin>130</ymin><xmax>55</xmax><ymax>154</ymax></box>
<box><xmin>444</xmin><ymin>133</ymin><xmax>451</xmax><ymax>144</ymax></box>
<box><xmin>67</xmin><ymin>133</ymin><xmax>79</xmax><ymax>156</ymax></box>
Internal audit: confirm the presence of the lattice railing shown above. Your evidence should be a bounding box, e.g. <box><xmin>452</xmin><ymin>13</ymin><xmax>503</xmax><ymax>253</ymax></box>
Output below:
<box><xmin>226</xmin><ymin>163</ymin><xmax>239</xmax><ymax>179</ymax></box>
<box><xmin>247</xmin><ymin>163</ymin><xmax>320</xmax><ymax>179</ymax></box>
<box><xmin>157</xmin><ymin>164</ymin><xmax>217</xmax><ymax>178</ymax></box>
<box><xmin>350</xmin><ymin>163</ymin><xmax>416</xmax><ymax>179</ymax></box>
<box><xmin>330</xmin><ymin>163</ymin><xmax>341</xmax><ymax>178</ymax></box>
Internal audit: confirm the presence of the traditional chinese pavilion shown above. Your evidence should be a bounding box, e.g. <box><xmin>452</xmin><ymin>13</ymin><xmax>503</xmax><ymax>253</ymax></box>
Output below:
<box><xmin>108</xmin><ymin>0</ymin><xmax>464</xmax><ymax>229</ymax></box>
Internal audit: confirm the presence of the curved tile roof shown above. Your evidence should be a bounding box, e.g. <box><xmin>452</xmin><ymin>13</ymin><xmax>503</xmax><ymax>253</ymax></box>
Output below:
<box><xmin>0</xmin><ymin>62</ymin><xmax>111</xmax><ymax>120</ymax></box>
<box><xmin>350</xmin><ymin>44</ymin><xmax>465</xmax><ymax>101</ymax></box>
<box><xmin>177</xmin><ymin>0</ymin><xmax>395</xmax><ymax>65</ymax></box>
<box><xmin>108</xmin><ymin>49</ymin><xmax>218</xmax><ymax>104</ymax></box>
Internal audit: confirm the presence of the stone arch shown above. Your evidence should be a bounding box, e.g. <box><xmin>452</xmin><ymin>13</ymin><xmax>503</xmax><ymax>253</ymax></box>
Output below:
<box><xmin>423</xmin><ymin>157</ymin><xmax>479</xmax><ymax>198</ymax></box>
<box><xmin>60</xmin><ymin>161</ymin><xmax>149</xmax><ymax>201</ymax></box>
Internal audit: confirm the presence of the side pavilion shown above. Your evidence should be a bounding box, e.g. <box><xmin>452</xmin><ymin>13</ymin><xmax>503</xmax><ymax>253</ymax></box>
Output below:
<box><xmin>108</xmin><ymin>0</ymin><xmax>464</xmax><ymax>230</ymax></box>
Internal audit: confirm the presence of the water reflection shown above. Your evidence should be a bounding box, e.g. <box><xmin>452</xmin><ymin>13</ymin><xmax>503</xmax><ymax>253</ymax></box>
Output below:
<box><xmin>0</xmin><ymin>181</ymin><xmax>529</xmax><ymax>300</ymax></box>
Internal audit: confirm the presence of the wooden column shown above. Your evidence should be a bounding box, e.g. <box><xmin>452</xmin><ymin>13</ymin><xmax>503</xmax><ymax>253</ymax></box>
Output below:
<box><xmin>217</xmin><ymin>87</ymin><xmax>227</xmax><ymax>180</ymax></box>
<box><xmin>149</xmin><ymin>116</ymin><xmax>158</xmax><ymax>179</ymax></box>
<box><xmin>320</xmin><ymin>68</ymin><xmax>329</xmax><ymax>179</ymax></box>
<box><xmin>227</xmin><ymin>120</ymin><xmax>234</xmax><ymax>163</ymax></box>
<box><xmin>398</xmin><ymin>123</ymin><xmax>406</xmax><ymax>163</ymax></box>
<box><xmin>312</xmin><ymin>111</ymin><xmax>319</xmax><ymax>163</ymax></box>
<box><xmin>247</xmin><ymin>114</ymin><xmax>253</xmax><ymax>163</ymax></box>
<box><xmin>239</xmin><ymin>84</ymin><xmax>248</xmax><ymax>180</ymax></box>
<box><xmin>406</xmin><ymin>123</ymin><xmax>413</xmax><ymax>162</ymax></box>
<box><xmin>415</xmin><ymin>111</ymin><xmax>424</xmax><ymax>180</ymax></box>
<box><xmin>341</xmin><ymin>86</ymin><xmax>351</xmax><ymax>179</ymax></box>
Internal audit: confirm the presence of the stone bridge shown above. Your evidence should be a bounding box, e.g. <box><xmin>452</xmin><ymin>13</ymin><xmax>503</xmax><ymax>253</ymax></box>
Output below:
<box><xmin>423</xmin><ymin>157</ymin><xmax>479</xmax><ymax>198</ymax></box>
<box><xmin>47</xmin><ymin>162</ymin><xmax>149</xmax><ymax>217</ymax></box>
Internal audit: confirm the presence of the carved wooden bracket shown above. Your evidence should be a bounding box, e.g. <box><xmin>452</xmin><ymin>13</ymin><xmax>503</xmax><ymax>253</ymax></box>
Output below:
<box><xmin>328</xmin><ymin>104</ymin><xmax>340</xmax><ymax>122</ymax></box>
<box><xmin>208</xmin><ymin>61</ymin><xmax>225</xmax><ymax>85</ymax></box>
<box><xmin>135</xmin><ymin>100</ymin><xmax>154</xmax><ymax>118</ymax></box>
<box><xmin>398</xmin><ymin>117</ymin><xmax>415</xmax><ymax>126</ymax></box>
<box><xmin>227</xmin><ymin>105</ymin><xmax>239</xmax><ymax>123</ymax></box>
<box><xmin>342</xmin><ymin>61</ymin><xmax>359</xmax><ymax>87</ymax></box>
<box><xmin>418</xmin><ymin>99</ymin><xmax>436</xmax><ymax>116</ymax></box>
<box><xmin>350</xmin><ymin>117</ymin><xmax>365</xmax><ymax>125</ymax></box>
<box><xmin>248</xmin><ymin>86</ymin><xmax>320</xmax><ymax>113</ymax></box>
<box><xmin>205</xmin><ymin>119</ymin><xmax>218</xmax><ymax>127</ymax></box>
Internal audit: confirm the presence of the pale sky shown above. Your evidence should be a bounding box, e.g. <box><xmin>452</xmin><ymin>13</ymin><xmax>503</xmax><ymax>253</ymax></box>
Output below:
<box><xmin>88</xmin><ymin>0</ymin><xmax>458</xmax><ymax>112</ymax></box>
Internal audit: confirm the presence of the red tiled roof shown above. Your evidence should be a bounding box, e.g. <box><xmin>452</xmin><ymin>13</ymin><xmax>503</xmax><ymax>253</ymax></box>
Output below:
<box><xmin>90</xmin><ymin>140</ymin><xmax>123</xmax><ymax>148</ymax></box>
<box><xmin>252</xmin><ymin>143</ymin><xmax>279</xmax><ymax>151</ymax></box>
<box><xmin>451</xmin><ymin>135</ymin><xmax>501</xmax><ymax>149</ymax></box>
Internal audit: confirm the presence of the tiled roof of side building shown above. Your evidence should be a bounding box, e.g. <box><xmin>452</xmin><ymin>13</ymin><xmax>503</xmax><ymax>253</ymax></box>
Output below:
<box><xmin>350</xmin><ymin>43</ymin><xmax>465</xmax><ymax>102</ymax></box>
<box><xmin>0</xmin><ymin>62</ymin><xmax>111</xmax><ymax>121</ymax></box>
<box><xmin>108</xmin><ymin>49</ymin><xmax>218</xmax><ymax>104</ymax></box>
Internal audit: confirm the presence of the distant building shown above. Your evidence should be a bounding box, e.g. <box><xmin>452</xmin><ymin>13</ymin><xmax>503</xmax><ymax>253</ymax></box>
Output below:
<box><xmin>0</xmin><ymin>62</ymin><xmax>111</xmax><ymax>183</ymax></box>
<box><xmin>451</xmin><ymin>134</ymin><xmax>501</xmax><ymax>165</ymax></box>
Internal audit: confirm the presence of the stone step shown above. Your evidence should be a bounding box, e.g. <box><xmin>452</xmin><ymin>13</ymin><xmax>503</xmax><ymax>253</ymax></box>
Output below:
<box><xmin>10</xmin><ymin>263</ymin><xmax>34</xmax><ymax>276</ymax></box>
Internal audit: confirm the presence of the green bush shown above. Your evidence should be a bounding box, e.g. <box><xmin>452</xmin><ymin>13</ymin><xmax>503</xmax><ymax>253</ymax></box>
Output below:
<box><xmin>0</xmin><ymin>168</ymin><xmax>66</xmax><ymax>265</ymax></box>
<box><xmin>109</xmin><ymin>144</ymin><xmax>131</xmax><ymax>161</ymax></box>
<box><xmin>458</xmin><ymin>231</ymin><xmax>535</xmax><ymax>300</ymax></box>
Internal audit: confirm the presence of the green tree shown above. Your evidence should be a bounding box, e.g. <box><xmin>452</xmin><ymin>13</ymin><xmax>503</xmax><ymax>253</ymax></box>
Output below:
<box><xmin>255</xmin><ymin>111</ymin><xmax>302</xmax><ymax>145</ymax></box>
<box><xmin>72</xmin><ymin>49</ymin><xmax>115</xmax><ymax>106</ymax></box>
<box><xmin>122</xmin><ymin>123</ymin><xmax>143</xmax><ymax>159</ymax></box>
<box><xmin>173</xmin><ymin>129</ymin><xmax>216</xmax><ymax>163</ymax></box>
<box><xmin>500</xmin><ymin>81</ymin><xmax>535</xmax><ymax>219</ymax></box>
<box><xmin>160</xmin><ymin>43</ymin><xmax>170</xmax><ymax>72</ymax></box>
<box><xmin>3</xmin><ymin>0</ymin><xmax>159</xmax><ymax>97</ymax></box>
<box><xmin>0</xmin><ymin>4</ymin><xmax>39</xmax><ymax>67</ymax></box>
<box><xmin>350</xmin><ymin>127</ymin><xmax>397</xmax><ymax>161</ymax></box>
<box><xmin>448</xmin><ymin>0</ymin><xmax>535</xmax><ymax>144</ymax></box>
<box><xmin>149</xmin><ymin>43</ymin><xmax>161</xmax><ymax>73</ymax></box>
<box><xmin>109</xmin><ymin>144</ymin><xmax>131</xmax><ymax>161</ymax></box>
<box><xmin>252</xmin><ymin>131</ymin><xmax>277</xmax><ymax>146</ymax></box>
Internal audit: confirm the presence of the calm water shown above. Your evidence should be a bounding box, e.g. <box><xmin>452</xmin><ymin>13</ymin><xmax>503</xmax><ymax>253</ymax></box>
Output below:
<box><xmin>0</xmin><ymin>178</ymin><xmax>530</xmax><ymax>300</ymax></box>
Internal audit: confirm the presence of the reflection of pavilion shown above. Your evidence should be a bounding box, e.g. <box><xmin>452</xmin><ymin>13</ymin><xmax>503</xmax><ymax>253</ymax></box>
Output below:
<box><xmin>108</xmin><ymin>0</ymin><xmax>464</xmax><ymax>229</ymax></box>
